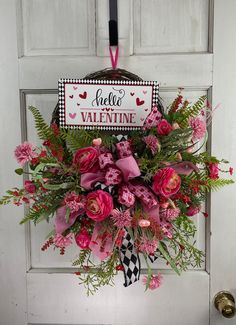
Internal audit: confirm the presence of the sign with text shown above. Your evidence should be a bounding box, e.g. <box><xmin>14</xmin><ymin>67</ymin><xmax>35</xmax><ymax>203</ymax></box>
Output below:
<box><xmin>58</xmin><ymin>79</ymin><xmax>159</xmax><ymax>130</ymax></box>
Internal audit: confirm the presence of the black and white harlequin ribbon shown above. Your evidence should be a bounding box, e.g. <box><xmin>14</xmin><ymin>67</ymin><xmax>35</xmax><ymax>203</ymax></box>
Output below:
<box><xmin>119</xmin><ymin>230</ymin><xmax>141</xmax><ymax>287</ymax></box>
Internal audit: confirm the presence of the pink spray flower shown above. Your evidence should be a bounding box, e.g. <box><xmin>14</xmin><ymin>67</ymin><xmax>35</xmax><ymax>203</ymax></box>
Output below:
<box><xmin>14</xmin><ymin>142</ymin><xmax>36</xmax><ymax>165</ymax></box>
<box><xmin>142</xmin><ymin>274</ymin><xmax>163</xmax><ymax>290</ymax></box>
<box><xmin>143</xmin><ymin>135</ymin><xmax>161</xmax><ymax>155</ymax></box>
<box><xmin>189</xmin><ymin>117</ymin><xmax>206</xmax><ymax>142</ymax></box>
<box><xmin>64</xmin><ymin>191</ymin><xmax>85</xmax><ymax>213</ymax></box>
<box><xmin>111</xmin><ymin>209</ymin><xmax>132</xmax><ymax>228</ymax></box>
<box><xmin>138</xmin><ymin>236</ymin><xmax>159</xmax><ymax>255</ymax></box>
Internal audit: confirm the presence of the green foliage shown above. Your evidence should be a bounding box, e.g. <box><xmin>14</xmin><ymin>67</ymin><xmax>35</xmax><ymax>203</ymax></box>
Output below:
<box><xmin>161</xmin><ymin>128</ymin><xmax>192</xmax><ymax>153</ymax></box>
<box><xmin>201</xmin><ymin>178</ymin><xmax>234</xmax><ymax>192</ymax></box>
<box><xmin>74</xmin><ymin>250</ymin><xmax>119</xmax><ymax>295</ymax></box>
<box><xmin>176</xmin><ymin>95</ymin><xmax>207</xmax><ymax>128</ymax></box>
<box><xmin>28</xmin><ymin>106</ymin><xmax>61</xmax><ymax>144</ymax></box>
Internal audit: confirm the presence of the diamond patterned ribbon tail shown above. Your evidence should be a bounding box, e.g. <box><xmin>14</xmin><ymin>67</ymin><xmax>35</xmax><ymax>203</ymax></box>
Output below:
<box><xmin>119</xmin><ymin>230</ymin><xmax>141</xmax><ymax>287</ymax></box>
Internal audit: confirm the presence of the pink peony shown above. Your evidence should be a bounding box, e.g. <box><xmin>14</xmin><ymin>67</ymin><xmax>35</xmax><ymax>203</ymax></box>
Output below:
<box><xmin>24</xmin><ymin>180</ymin><xmax>36</xmax><ymax>194</ymax></box>
<box><xmin>157</xmin><ymin>119</ymin><xmax>172</xmax><ymax>136</ymax></box>
<box><xmin>189</xmin><ymin>117</ymin><xmax>206</xmax><ymax>142</ymax></box>
<box><xmin>75</xmin><ymin>228</ymin><xmax>91</xmax><ymax>249</ymax></box>
<box><xmin>153</xmin><ymin>167</ymin><xmax>181</xmax><ymax>198</ymax></box>
<box><xmin>14</xmin><ymin>142</ymin><xmax>36</xmax><ymax>165</ymax></box>
<box><xmin>208</xmin><ymin>163</ymin><xmax>219</xmax><ymax>179</ymax></box>
<box><xmin>142</xmin><ymin>274</ymin><xmax>163</xmax><ymax>290</ymax></box>
<box><xmin>186</xmin><ymin>205</ymin><xmax>201</xmax><ymax>216</ymax></box>
<box><xmin>53</xmin><ymin>233</ymin><xmax>73</xmax><ymax>248</ymax></box>
<box><xmin>73</xmin><ymin>147</ymin><xmax>99</xmax><ymax>173</ymax></box>
<box><xmin>143</xmin><ymin>135</ymin><xmax>160</xmax><ymax>155</ymax></box>
<box><xmin>64</xmin><ymin>191</ymin><xmax>84</xmax><ymax>212</ymax></box>
<box><xmin>85</xmin><ymin>190</ymin><xmax>113</xmax><ymax>221</ymax></box>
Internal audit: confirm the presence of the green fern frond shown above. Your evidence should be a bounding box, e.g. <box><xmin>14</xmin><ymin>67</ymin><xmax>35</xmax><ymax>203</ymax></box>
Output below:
<box><xmin>176</xmin><ymin>95</ymin><xmax>207</xmax><ymax>128</ymax></box>
<box><xmin>60</xmin><ymin>128</ymin><xmax>99</xmax><ymax>152</ymax></box>
<box><xmin>200</xmin><ymin>178</ymin><xmax>234</xmax><ymax>192</ymax></box>
<box><xmin>28</xmin><ymin>106</ymin><xmax>62</xmax><ymax>144</ymax></box>
<box><xmin>0</xmin><ymin>195</ymin><xmax>12</xmax><ymax>205</ymax></box>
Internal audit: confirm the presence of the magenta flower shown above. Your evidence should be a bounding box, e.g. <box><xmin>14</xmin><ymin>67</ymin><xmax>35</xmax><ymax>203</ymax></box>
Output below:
<box><xmin>143</xmin><ymin>135</ymin><xmax>160</xmax><ymax>155</ymax></box>
<box><xmin>53</xmin><ymin>233</ymin><xmax>73</xmax><ymax>248</ymax></box>
<box><xmin>189</xmin><ymin>117</ymin><xmax>206</xmax><ymax>142</ymax></box>
<box><xmin>142</xmin><ymin>274</ymin><xmax>163</xmax><ymax>290</ymax></box>
<box><xmin>160</xmin><ymin>207</ymin><xmax>180</xmax><ymax>221</ymax></box>
<box><xmin>14</xmin><ymin>142</ymin><xmax>36</xmax><ymax>165</ymax></box>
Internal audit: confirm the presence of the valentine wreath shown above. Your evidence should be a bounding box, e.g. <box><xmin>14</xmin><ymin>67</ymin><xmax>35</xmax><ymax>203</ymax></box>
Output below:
<box><xmin>0</xmin><ymin>79</ymin><xmax>233</xmax><ymax>295</ymax></box>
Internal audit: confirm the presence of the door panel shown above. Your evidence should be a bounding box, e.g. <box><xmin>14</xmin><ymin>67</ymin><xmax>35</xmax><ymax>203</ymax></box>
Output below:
<box><xmin>4</xmin><ymin>0</ymin><xmax>235</xmax><ymax>324</ymax></box>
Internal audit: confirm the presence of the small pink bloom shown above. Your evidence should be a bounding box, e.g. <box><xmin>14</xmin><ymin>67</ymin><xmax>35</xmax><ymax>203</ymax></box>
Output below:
<box><xmin>139</xmin><ymin>237</ymin><xmax>158</xmax><ymax>255</ymax></box>
<box><xmin>189</xmin><ymin>117</ymin><xmax>206</xmax><ymax>142</ymax></box>
<box><xmin>160</xmin><ymin>221</ymin><xmax>173</xmax><ymax>239</ymax></box>
<box><xmin>143</xmin><ymin>135</ymin><xmax>160</xmax><ymax>155</ymax></box>
<box><xmin>208</xmin><ymin>163</ymin><xmax>219</xmax><ymax>179</ymax></box>
<box><xmin>53</xmin><ymin>233</ymin><xmax>72</xmax><ymax>248</ymax></box>
<box><xmin>14</xmin><ymin>142</ymin><xmax>36</xmax><ymax>165</ymax></box>
<box><xmin>73</xmin><ymin>147</ymin><xmax>99</xmax><ymax>173</ymax></box>
<box><xmin>172</xmin><ymin>122</ymin><xmax>180</xmax><ymax>130</ymax></box>
<box><xmin>186</xmin><ymin>205</ymin><xmax>201</xmax><ymax>216</ymax></box>
<box><xmin>157</xmin><ymin>119</ymin><xmax>172</xmax><ymax>136</ymax></box>
<box><xmin>229</xmin><ymin>167</ymin><xmax>234</xmax><ymax>175</ymax></box>
<box><xmin>24</xmin><ymin>180</ymin><xmax>36</xmax><ymax>194</ymax></box>
<box><xmin>176</xmin><ymin>152</ymin><xmax>182</xmax><ymax>161</ymax></box>
<box><xmin>111</xmin><ymin>209</ymin><xmax>132</xmax><ymax>228</ymax></box>
<box><xmin>85</xmin><ymin>190</ymin><xmax>113</xmax><ymax>222</ymax></box>
<box><xmin>92</xmin><ymin>138</ymin><xmax>102</xmax><ymax>146</ymax></box>
<box><xmin>160</xmin><ymin>208</ymin><xmax>180</xmax><ymax>221</ymax></box>
<box><xmin>153</xmin><ymin>167</ymin><xmax>181</xmax><ymax>198</ymax></box>
<box><xmin>64</xmin><ymin>191</ymin><xmax>84</xmax><ymax>213</ymax></box>
<box><xmin>142</xmin><ymin>274</ymin><xmax>163</xmax><ymax>290</ymax></box>
<box><xmin>138</xmin><ymin>219</ymin><xmax>151</xmax><ymax>228</ymax></box>
<box><xmin>75</xmin><ymin>228</ymin><xmax>91</xmax><ymax>249</ymax></box>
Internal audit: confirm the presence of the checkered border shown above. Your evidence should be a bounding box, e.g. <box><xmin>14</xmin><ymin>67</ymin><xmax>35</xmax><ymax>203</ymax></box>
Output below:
<box><xmin>58</xmin><ymin>79</ymin><xmax>159</xmax><ymax>130</ymax></box>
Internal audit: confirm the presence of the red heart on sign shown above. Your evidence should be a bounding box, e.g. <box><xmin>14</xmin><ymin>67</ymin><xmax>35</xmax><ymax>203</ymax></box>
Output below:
<box><xmin>69</xmin><ymin>113</ymin><xmax>76</xmax><ymax>119</ymax></box>
<box><xmin>77</xmin><ymin>103</ymin><xmax>80</xmax><ymax>106</ymax></box>
<box><xmin>136</xmin><ymin>98</ymin><xmax>145</xmax><ymax>106</ymax></box>
<box><xmin>69</xmin><ymin>95</ymin><xmax>73</xmax><ymax>99</ymax></box>
<box><xmin>79</xmin><ymin>91</ymin><xmax>87</xmax><ymax>99</ymax></box>
<box><xmin>130</xmin><ymin>92</ymin><xmax>135</xmax><ymax>96</ymax></box>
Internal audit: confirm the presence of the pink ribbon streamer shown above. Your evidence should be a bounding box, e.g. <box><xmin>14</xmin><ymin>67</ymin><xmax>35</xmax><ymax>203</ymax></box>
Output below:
<box><xmin>54</xmin><ymin>206</ymin><xmax>79</xmax><ymax>234</ymax></box>
<box><xmin>171</xmin><ymin>162</ymin><xmax>199</xmax><ymax>175</ymax></box>
<box><xmin>115</xmin><ymin>156</ymin><xmax>141</xmax><ymax>182</ymax></box>
<box><xmin>109</xmin><ymin>46</ymin><xmax>119</xmax><ymax>70</ymax></box>
<box><xmin>89</xmin><ymin>222</ymin><xmax>113</xmax><ymax>260</ymax></box>
<box><xmin>80</xmin><ymin>171</ymin><xmax>105</xmax><ymax>190</ymax></box>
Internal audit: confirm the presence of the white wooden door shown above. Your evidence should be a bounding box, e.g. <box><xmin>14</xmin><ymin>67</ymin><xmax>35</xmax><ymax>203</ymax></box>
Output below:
<box><xmin>0</xmin><ymin>1</ymin><xmax>235</xmax><ymax>324</ymax></box>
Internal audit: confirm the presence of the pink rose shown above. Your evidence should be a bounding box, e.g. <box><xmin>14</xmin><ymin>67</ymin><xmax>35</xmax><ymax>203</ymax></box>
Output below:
<box><xmin>153</xmin><ymin>167</ymin><xmax>181</xmax><ymax>198</ymax></box>
<box><xmin>75</xmin><ymin>228</ymin><xmax>91</xmax><ymax>249</ymax></box>
<box><xmin>186</xmin><ymin>205</ymin><xmax>201</xmax><ymax>216</ymax></box>
<box><xmin>208</xmin><ymin>163</ymin><xmax>219</xmax><ymax>179</ymax></box>
<box><xmin>73</xmin><ymin>147</ymin><xmax>99</xmax><ymax>173</ymax></box>
<box><xmin>157</xmin><ymin>119</ymin><xmax>172</xmax><ymax>136</ymax></box>
<box><xmin>24</xmin><ymin>180</ymin><xmax>36</xmax><ymax>194</ymax></box>
<box><xmin>85</xmin><ymin>190</ymin><xmax>113</xmax><ymax>221</ymax></box>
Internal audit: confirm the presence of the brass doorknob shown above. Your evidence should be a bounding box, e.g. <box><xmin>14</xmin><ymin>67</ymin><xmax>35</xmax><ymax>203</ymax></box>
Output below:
<box><xmin>214</xmin><ymin>291</ymin><xmax>236</xmax><ymax>318</ymax></box>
